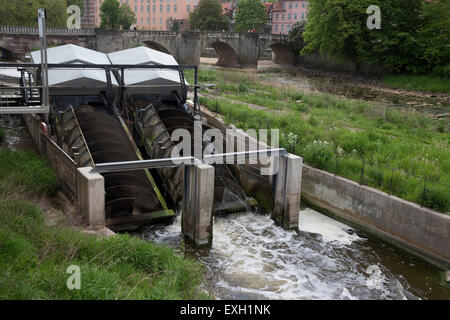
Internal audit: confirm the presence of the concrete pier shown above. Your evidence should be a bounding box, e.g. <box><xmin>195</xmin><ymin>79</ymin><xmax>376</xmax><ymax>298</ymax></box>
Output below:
<box><xmin>182</xmin><ymin>163</ymin><xmax>215</xmax><ymax>246</ymax></box>
<box><xmin>273</xmin><ymin>154</ymin><xmax>303</xmax><ymax>229</ymax></box>
<box><xmin>77</xmin><ymin>167</ymin><xmax>105</xmax><ymax>227</ymax></box>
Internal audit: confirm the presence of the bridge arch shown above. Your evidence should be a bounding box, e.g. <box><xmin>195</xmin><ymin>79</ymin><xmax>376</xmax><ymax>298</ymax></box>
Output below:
<box><xmin>211</xmin><ymin>41</ymin><xmax>239</xmax><ymax>68</ymax></box>
<box><xmin>270</xmin><ymin>42</ymin><xmax>295</xmax><ymax>65</ymax></box>
<box><xmin>143</xmin><ymin>41</ymin><xmax>172</xmax><ymax>55</ymax></box>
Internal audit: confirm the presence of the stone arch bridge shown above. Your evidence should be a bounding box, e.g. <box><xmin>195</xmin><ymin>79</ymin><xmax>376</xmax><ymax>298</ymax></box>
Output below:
<box><xmin>0</xmin><ymin>26</ymin><xmax>295</xmax><ymax>68</ymax></box>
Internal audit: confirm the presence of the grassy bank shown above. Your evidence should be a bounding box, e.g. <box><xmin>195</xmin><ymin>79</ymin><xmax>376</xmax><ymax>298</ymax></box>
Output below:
<box><xmin>382</xmin><ymin>74</ymin><xmax>450</xmax><ymax>94</ymax></box>
<box><xmin>188</xmin><ymin>67</ymin><xmax>450</xmax><ymax>213</ymax></box>
<box><xmin>0</xmin><ymin>145</ymin><xmax>209</xmax><ymax>299</ymax></box>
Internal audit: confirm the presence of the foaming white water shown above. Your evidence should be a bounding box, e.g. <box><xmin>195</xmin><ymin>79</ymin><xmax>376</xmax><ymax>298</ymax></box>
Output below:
<box><xmin>298</xmin><ymin>208</ymin><xmax>361</xmax><ymax>246</ymax></box>
<box><xmin>144</xmin><ymin>210</ymin><xmax>421</xmax><ymax>300</ymax></box>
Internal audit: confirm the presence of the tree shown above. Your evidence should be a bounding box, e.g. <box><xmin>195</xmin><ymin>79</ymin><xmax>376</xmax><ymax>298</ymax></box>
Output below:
<box><xmin>171</xmin><ymin>21</ymin><xmax>180</xmax><ymax>32</ymax></box>
<box><xmin>67</xmin><ymin>0</ymin><xmax>83</xmax><ymax>13</ymax></box>
<box><xmin>189</xmin><ymin>0</ymin><xmax>229</xmax><ymax>31</ymax></box>
<box><xmin>287</xmin><ymin>21</ymin><xmax>306</xmax><ymax>53</ymax></box>
<box><xmin>0</xmin><ymin>0</ymin><xmax>67</xmax><ymax>27</ymax></box>
<box><xmin>100</xmin><ymin>0</ymin><xmax>121</xmax><ymax>30</ymax></box>
<box><xmin>301</xmin><ymin>0</ymin><xmax>427</xmax><ymax>73</ymax></box>
<box><xmin>100</xmin><ymin>0</ymin><xmax>136</xmax><ymax>30</ymax></box>
<box><xmin>118</xmin><ymin>3</ymin><xmax>136</xmax><ymax>30</ymax></box>
<box><xmin>234</xmin><ymin>0</ymin><xmax>267</xmax><ymax>33</ymax></box>
<box><xmin>418</xmin><ymin>0</ymin><xmax>450</xmax><ymax>71</ymax></box>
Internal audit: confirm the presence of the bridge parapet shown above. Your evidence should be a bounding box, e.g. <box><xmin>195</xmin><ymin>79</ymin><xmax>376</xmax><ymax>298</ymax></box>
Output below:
<box><xmin>0</xmin><ymin>25</ymin><xmax>95</xmax><ymax>36</ymax></box>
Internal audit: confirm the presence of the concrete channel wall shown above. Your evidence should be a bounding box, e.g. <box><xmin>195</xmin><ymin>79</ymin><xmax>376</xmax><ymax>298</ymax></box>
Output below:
<box><xmin>301</xmin><ymin>164</ymin><xmax>450</xmax><ymax>269</ymax></box>
<box><xmin>23</xmin><ymin>114</ymin><xmax>78</xmax><ymax>205</ymax></box>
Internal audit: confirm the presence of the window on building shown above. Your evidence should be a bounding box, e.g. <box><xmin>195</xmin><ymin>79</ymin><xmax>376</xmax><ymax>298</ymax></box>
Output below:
<box><xmin>147</xmin><ymin>17</ymin><xmax>150</xmax><ymax>23</ymax></box>
<box><xmin>294</xmin><ymin>13</ymin><xmax>297</xmax><ymax>20</ymax></box>
<box><xmin>275</xmin><ymin>25</ymin><xmax>278</xmax><ymax>31</ymax></box>
<box><xmin>160</xmin><ymin>4</ymin><xmax>162</xmax><ymax>12</ymax></box>
<box><xmin>141</xmin><ymin>5</ymin><xmax>144</xmax><ymax>12</ymax></box>
<box><xmin>140</xmin><ymin>17</ymin><xmax>143</xmax><ymax>23</ymax></box>
<box><xmin>134</xmin><ymin>5</ymin><xmax>137</xmax><ymax>11</ymax></box>
<box><xmin>167</xmin><ymin>4</ymin><xmax>170</xmax><ymax>12</ymax></box>
<box><xmin>289</xmin><ymin>2</ymin><xmax>292</xmax><ymax>8</ymax></box>
<box><xmin>174</xmin><ymin>4</ymin><xmax>177</xmax><ymax>12</ymax></box>
<box><xmin>276</xmin><ymin>12</ymin><xmax>279</xmax><ymax>20</ymax></box>
<box><xmin>282</xmin><ymin>13</ymin><xmax>284</xmax><ymax>20</ymax></box>
<box><xmin>288</xmin><ymin>13</ymin><xmax>291</xmax><ymax>20</ymax></box>
<box><xmin>160</xmin><ymin>18</ymin><xmax>162</xmax><ymax>24</ymax></box>
<box><xmin>301</xmin><ymin>12</ymin><xmax>304</xmax><ymax>19</ymax></box>
<box><xmin>302</xmin><ymin>2</ymin><xmax>305</xmax><ymax>7</ymax></box>
<box><xmin>187</xmin><ymin>5</ymin><xmax>190</xmax><ymax>12</ymax></box>
<box><xmin>153</xmin><ymin>17</ymin><xmax>156</xmax><ymax>23</ymax></box>
<box><xmin>295</xmin><ymin>2</ymin><xmax>298</xmax><ymax>8</ymax></box>
<box><xmin>147</xmin><ymin>5</ymin><xmax>150</xmax><ymax>12</ymax></box>
<box><xmin>287</xmin><ymin>25</ymin><xmax>291</xmax><ymax>31</ymax></box>
<box><xmin>153</xmin><ymin>4</ymin><xmax>156</xmax><ymax>12</ymax></box>
<box><xmin>281</xmin><ymin>25</ymin><xmax>284</xmax><ymax>31</ymax></box>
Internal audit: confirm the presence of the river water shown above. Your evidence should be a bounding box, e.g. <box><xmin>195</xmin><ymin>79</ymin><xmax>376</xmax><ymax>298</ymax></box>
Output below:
<box><xmin>142</xmin><ymin>208</ymin><xmax>450</xmax><ymax>300</ymax></box>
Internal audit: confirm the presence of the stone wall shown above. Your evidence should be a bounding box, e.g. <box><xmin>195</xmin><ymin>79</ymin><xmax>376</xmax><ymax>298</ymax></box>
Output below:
<box><xmin>296</xmin><ymin>52</ymin><xmax>390</xmax><ymax>75</ymax></box>
<box><xmin>301</xmin><ymin>164</ymin><xmax>450</xmax><ymax>269</ymax></box>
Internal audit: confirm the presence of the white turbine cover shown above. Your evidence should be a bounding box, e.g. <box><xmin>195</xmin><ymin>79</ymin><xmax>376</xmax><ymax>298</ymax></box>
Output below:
<box><xmin>30</xmin><ymin>44</ymin><xmax>117</xmax><ymax>95</ymax></box>
<box><xmin>107</xmin><ymin>46</ymin><xmax>185</xmax><ymax>94</ymax></box>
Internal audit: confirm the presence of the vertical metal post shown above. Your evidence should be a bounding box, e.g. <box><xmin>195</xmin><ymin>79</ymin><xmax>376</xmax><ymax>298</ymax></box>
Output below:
<box><xmin>28</xmin><ymin>72</ymin><xmax>33</xmax><ymax>100</ymax></box>
<box><xmin>194</xmin><ymin>66</ymin><xmax>199</xmax><ymax>115</ymax></box>
<box><xmin>360</xmin><ymin>158</ymin><xmax>365</xmax><ymax>185</ymax></box>
<box><xmin>389</xmin><ymin>168</ymin><xmax>394</xmax><ymax>194</ymax></box>
<box><xmin>38</xmin><ymin>8</ymin><xmax>49</xmax><ymax>114</ymax></box>
<box><xmin>120</xmin><ymin>67</ymin><xmax>125</xmax><ymax>105</ymax></box>
<box><xmin>422</xmin><ymin>177</ymin><xmax>427</xmax><ymax>206</ymax></box>
<box><xmin>335</xmin><ymin>149</ymin><xmax>339</xmax><ymax>175</ymax></box>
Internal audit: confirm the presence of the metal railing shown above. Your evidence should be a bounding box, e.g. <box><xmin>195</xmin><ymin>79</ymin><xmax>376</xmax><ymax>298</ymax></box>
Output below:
<box><xmin>91</xmin><ymin>148</ymin><xmax>287</xmax><ymax>173</ymax></box>
<box><xmin>0</xmin><ymin>63</ymin><xmax>201</xmax><ymax>114</ymax></box>
<box><xmin>302</xmin><ymin>147</ymin><xmax>450</xmax><ymax>212</ymax></box>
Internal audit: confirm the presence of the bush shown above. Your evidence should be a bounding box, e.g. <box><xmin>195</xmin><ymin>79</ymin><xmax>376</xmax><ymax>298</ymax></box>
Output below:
<box><xmin>432</xmin><ymin>64</ymin><xmax>450</xmax><ymax>79</ymax></box>
<box><xmin>303</xmin><ymin>140</ymin><xmax>334</xmax><ymax>170</ymax></box>
<box><xmin>419</xmin><ymin>187</ymin><xmax>450</xmax><ymax>213</ymax></box>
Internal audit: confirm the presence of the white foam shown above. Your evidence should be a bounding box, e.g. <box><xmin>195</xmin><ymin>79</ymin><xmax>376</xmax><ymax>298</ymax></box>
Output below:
<box><xmin>144</xmin><ymin>210</ymin><xmax>420</xmax><ymax>300</ymax></box>
<box><xmin>298</xmin><ymin>208</ymin><xmax>362</xmax><ymax>246</ymax></box>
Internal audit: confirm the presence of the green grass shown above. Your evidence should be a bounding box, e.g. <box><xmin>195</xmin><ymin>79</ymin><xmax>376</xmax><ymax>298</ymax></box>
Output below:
<box><xmin>0</xmin><ymin>146</ymin><xmax>209</xmax><ymax>300</ymax></box>
<box><xmin>195</xmin><ymin>67</ymin><xmax>450</xmax><ymax>213</ymax></box>
<box><xmin>382</xmin><ymin>74</ymin><xmax>450</xmax><ymax>94</ymax></box>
